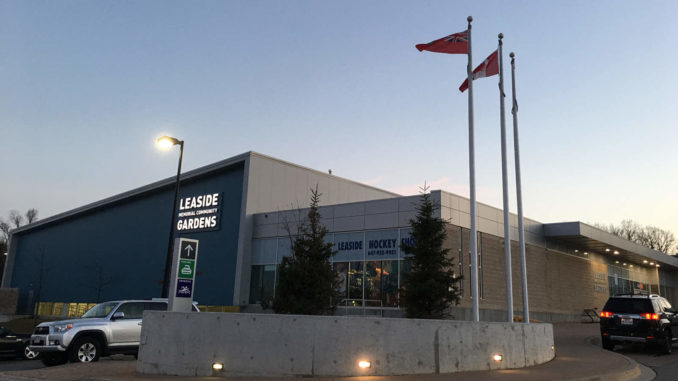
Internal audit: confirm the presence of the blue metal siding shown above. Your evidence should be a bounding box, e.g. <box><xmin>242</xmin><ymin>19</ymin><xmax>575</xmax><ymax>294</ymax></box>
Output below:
<box><xmin>11</xmin><ymin>164</ymin><xmax>244</xmax><ymax>313</ymax></box>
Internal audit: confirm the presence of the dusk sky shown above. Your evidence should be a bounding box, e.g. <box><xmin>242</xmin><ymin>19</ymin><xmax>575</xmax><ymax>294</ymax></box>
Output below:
<box><xmin>2</xmin><ymin>1</ymin><xmax>677</xmax><ymax>239</ymax></box>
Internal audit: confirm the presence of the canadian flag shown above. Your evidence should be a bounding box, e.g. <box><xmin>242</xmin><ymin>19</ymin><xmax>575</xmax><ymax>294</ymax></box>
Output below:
<box><xmin>459</xmin><ymin>50</ymin><xmax>498</xmax><ymax>92</ymax></box>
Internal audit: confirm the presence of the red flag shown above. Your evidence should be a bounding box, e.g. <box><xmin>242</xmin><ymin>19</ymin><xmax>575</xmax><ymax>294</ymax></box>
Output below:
<box><xmin>415</xmin><ymin>30</ymin><xmax>468</xmax><ymax>54</ymax></box>
<box><xmin>459</xmin><ymin>50</ymin><xmax>499</xmax><ymax>92</ymax></box>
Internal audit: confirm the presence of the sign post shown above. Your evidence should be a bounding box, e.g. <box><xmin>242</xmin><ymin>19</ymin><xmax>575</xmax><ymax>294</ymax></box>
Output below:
<box><xmin>168</xmin><ymin>238</ymin><xmax>199</xmax><ymax>312</ymax></box>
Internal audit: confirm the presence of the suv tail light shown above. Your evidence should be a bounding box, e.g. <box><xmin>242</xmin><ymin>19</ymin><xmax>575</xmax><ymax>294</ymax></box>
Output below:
<box><xmin>642</xmin><ymin>313</ymin><xmax>659</xmax><ymax>320</ymax></box>
<box><xmin>600</xmin><ymin>311</ymin><xmax>613</xmax><ymax>318</ymax></box>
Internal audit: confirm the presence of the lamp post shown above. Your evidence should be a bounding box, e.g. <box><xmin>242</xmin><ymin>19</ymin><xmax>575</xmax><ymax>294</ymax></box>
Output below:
<box><xmin>156</xmin><ymin>135</ymin><xmax>184</xmax><ymax>298</ymax></box>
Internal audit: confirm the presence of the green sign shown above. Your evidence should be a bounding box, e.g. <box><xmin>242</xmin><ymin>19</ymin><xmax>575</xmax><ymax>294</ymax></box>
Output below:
<box><xmin>178</xmin><ymin>259</ymin><xmax>195</xmax><ymax>279</ymax></box>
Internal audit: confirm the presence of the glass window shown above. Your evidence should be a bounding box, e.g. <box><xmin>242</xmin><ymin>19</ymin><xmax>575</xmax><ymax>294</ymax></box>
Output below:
<box><xmin>399</xmin><ymin>259</ymin><xmax>411</xmax><ymax>308</ymax></box>
<box><xmin>333</xmin><ymin>232</ymin><xmax>364</xmax><ymax>262</ymax></box>
<box><xmin>381</xmin><ymin>260</ymin><xmax>399</xmax><ymax>307</ymax></box>
<box><xmin>115</xmin><ymin>302</ymin><xmax>145</xmax><ymax>319</ymax></box>
<box><xmin>82</xmin><ymin>301</ymin><xmax>118</xmax><ymax>318</ymax></box>
<box><xmin>252</xmin><ymin>238</ymin><xmax>277</xmax><ymax>265</ymax></box>
<box><xmin>364</xmin><ymin>260</ymin><xmax>400</xmax><ymax>308</ymax></box>
<box><xmin>365</xmin><ymin>261</ymin><xmax>382</xmax><ymax>307</ymax></box>
<box><xmin>347</xmin><ymin>261</ymin><xmax>364</xmax><ymax>306</ymax></box>
<box><xmin>333</xmin><ymin>262</ymin><xmax>348</xmax><ymax>305</ymax></box>
<box><xmin>277</xmin><ymin>237</ymin><xmax>293</xmax><ymax>263</ymax></box>
<box><xmin>399</xmin><ymin>229</ymin><xmax>414</xmax><ymax>259</ymax></box>
<box><xmin>366</xmin><ymin>230</ymin><xmax>399</xmax><ymax>260</ymax></box>
<box><xmin>249</xmin><ymin>264</ymin><xmax>276</xmax><ymax>304</ymax></box>
<box><xmin>144</xmin><ymin>302</ymin><xmax>168</xmax><ymax>311</ymax></box>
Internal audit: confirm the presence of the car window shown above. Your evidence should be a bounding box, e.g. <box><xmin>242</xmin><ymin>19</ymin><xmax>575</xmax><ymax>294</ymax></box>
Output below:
<box><xmin>144</xmin><ymin>302</ymin><xmax>168</xmax><ymax>311</ymax></box>
<box><xmin>115</xmin><ymin>302</ymin><xmax>146</xmax><ymax>319</ymax></box>
<box><xmin>603</xmin><ymin>298</ymin><xmax>653</xmax><ymax>314</ymax></box>
<box><xmin>82</xmin><ymin>301</ymin><xmax>119</xmax><ymax>318</ymax></box>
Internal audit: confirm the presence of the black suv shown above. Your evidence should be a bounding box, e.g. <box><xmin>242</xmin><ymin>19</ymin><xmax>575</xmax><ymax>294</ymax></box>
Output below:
<box><xmin>599</xmin><ymin>294</ymin><xmax>677</xmax><ymax>354</ymax></box>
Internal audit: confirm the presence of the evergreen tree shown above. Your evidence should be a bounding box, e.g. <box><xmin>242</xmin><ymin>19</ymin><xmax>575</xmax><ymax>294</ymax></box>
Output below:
<box><xmin>400</xmin><ymin>187</ymin><xmax>461</xmax><ymax>319</ymax></box>
<box><xmin>273</xmin><ymin>186</ymin><xmax>340</xmax><ymax>315</ymax></box>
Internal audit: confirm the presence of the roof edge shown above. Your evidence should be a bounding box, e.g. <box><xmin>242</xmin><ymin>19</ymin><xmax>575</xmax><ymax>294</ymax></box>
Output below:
<box><xmin>10</xmin><ymin>151</ymin><xmax>252</xmax><ymax>235</ymax></box>
<box><xmin>248</xmin><ymin>151</ymin><xmax>401</xmax><ymax>197</ymax></box>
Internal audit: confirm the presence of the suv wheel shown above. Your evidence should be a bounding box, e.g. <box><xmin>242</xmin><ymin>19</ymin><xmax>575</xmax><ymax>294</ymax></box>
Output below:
<box><xmin>41</xmin><ymin>352</ymin><xmax>68</xmax><ymax>367</ymax></box>
<box><xmin>70</xmin><ymin>336</ymin><xmax>101</xmax><ymax>363</ymax></box>
<box><xmin>23</xmin><ymin>345</ymin><xmax>40</xmax><ymax>360</ymax></box>
<box><xmin>602</xmin><ymin>336</ymin><xmax>614</xmax><ymax>351</ymax></box>
<box><xmin>661</xmin><ymin>330</ymin><xmax>672</xmax><ymax>355</ymax></box>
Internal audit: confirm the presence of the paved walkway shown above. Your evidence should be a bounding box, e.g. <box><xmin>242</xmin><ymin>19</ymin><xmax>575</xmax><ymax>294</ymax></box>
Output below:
<box><xmin>0</xmin><ymin>323</ymin><xmax>654</xmax><ymax>381</ymax></box>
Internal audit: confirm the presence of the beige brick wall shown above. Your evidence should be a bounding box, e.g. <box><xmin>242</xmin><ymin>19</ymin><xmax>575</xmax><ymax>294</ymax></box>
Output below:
<box><xmin>441</xmin><ymin>224</ymin><xmax>651</xmax><ymax>319</ymax></box>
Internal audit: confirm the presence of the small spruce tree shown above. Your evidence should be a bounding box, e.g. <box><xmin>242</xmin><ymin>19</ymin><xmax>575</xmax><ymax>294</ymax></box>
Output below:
<box><xmin>273</xmin><ymin>186</ymin><xmax>340</xmax><ymax>315</ymax></box>
<box><xmin>400</xmin><ymin>186</ymin><xmax>461</xmax><ymax>319</ymax></box>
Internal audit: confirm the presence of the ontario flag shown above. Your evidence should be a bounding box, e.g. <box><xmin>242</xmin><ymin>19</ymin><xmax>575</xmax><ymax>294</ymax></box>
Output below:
<box><xmin>459</xmin><ymin>49</ymin><xmax>498</xmax><ymax>92</ymax></box>
<box><xmin>415</xmin><ymin>30</ymin><xmax>468</xmax><ymax>54</ymax></box>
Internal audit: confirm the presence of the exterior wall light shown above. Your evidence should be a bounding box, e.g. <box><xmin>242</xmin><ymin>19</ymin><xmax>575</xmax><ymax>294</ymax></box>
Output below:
<box><xmin>492</xmin><ymin>354</ymin><xmax>503</xmax><ymax>362</ymax></box>
<box><xmin>615</xmin><ymin>261</ymin><xmax>619</xmax><ymax>264</ymax></box>
<box><xmin>605</xmin><ymin>248</ymin><xmax>610</xmax><ymax>252</ymax></box>
<box><xmin>613</xmin><ymin>251</ymin><xmax>619</xmax><ymax>255</ymax></box>
<box><xmin>656</xmin><ymin>264</ymin><xmax>661</xmax><ymax>268</ymax></box>
<box><xmin>212</xmin><ymin>362</ymin><xmax>224</xmax><ymax>371</ymax></box>
<box><xmin>551</xmin><ymin>345</ymin><xmax>555</xmax><ymax>351</ymax></box>
<box><xmin>358</xmin><ymin>360</ymin><xmax>371</xmax><ymax>369</ymax></box>
<box><xmin>644</xmin><ymin>260</ymin><xmax>648</xmax><ymax>263</ymax></box>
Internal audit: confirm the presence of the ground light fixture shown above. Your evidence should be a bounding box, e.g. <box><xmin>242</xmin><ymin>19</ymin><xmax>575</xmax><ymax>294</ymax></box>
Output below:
<box><xmin>155</xmin><ymin>135</ymin><xmax>185</xmax><ymax>298</ymax></box>
<box><xmin>492</xmin><ymin>354</ymin><xmax>503</xmax><ymax>362</ymax></box>
<box><xmin>358</xmin><ymin>360</ymin><xmax>371</xmax><ymax>369</ymax></box>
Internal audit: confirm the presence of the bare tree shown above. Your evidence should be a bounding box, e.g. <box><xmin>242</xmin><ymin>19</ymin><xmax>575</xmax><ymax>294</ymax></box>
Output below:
<box><xmin>8</xmin><ymin>210</ymin><xmax>24</xmax><ymax>228</ymax></box>
<box><xmin>0</xmin><ymin>221</ymin><xmax>9</xmax><ymax>241</ymax></box>
<box><xmin>25</xmin><ymin>209</ymin><xmax>39</xmax><ymax>224</ymax></box>
<box><xmin>640</xmin><ymin>226</ymin><xmax>675</xmax><ymax>254</ymax></box>
<box><xmin>0</xmin><ymin>209</ymin><xmax>39</xmax><ymax>284</ymax></box>
<box><xmin>596</xmin><ymin>219</ymin><xmax>677</xmax><ymax>255</ymax></box>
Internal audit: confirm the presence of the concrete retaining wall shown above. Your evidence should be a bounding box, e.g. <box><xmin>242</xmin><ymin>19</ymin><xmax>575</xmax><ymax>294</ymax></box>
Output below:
<box><xmin>137</xmin><ymin>312</ymin><xmax>554</xmax><ymax>377</ymax></box>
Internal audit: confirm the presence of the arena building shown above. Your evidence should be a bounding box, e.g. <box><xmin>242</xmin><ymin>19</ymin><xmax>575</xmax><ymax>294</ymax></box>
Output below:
<box><xmin>3</xmin><ymin>151</ymin><xmax>677</xmax><ymax>321</ymax></box>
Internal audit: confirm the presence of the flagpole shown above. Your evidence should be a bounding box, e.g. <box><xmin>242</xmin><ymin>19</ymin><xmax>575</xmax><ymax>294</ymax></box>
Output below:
<box><xmin>510</xmin><ymin>51</ymin><xmax>529</xmax><ymax>323</ymax></box>
<box><xmin>466</xmin><ymin>16</ymin><xmax>479</xmax><ymax>322</ymax></box>
<box><xmin>498</xmin><ymin>33</ymin><xmax>513</xmax><ymax>323</ymax></box>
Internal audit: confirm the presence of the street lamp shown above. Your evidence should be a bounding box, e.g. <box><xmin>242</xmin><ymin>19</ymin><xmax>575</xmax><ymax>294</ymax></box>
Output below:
<box><xmin>156</xmin><ymin>135</ymin><xmax>184</xmax><ymax>298</ymax></box>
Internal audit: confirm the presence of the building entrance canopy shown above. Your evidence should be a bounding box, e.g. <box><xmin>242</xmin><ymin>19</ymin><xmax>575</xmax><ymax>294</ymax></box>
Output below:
<box><xmin>544</xmin><ymin>222</ymin><xmax>678</xmax><ymax>271</ymax></box>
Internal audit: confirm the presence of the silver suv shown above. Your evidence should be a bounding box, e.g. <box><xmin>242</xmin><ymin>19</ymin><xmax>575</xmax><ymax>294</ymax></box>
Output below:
<box><xmin>29</xmin><ymin>299</ymin><xmax>198</xmax><ymax>366</ymax></box>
